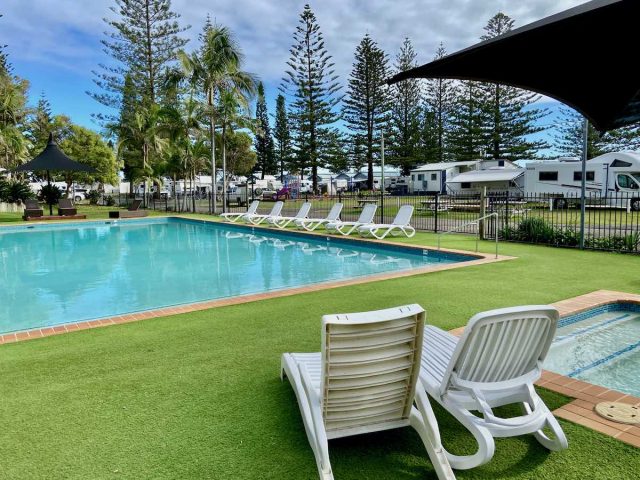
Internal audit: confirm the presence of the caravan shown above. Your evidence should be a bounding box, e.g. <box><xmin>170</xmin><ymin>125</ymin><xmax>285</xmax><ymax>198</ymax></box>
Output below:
<box><xmin>524</xmin><ymin>152</ymin><xmax>640</xmax><ymax>210</ymax></box>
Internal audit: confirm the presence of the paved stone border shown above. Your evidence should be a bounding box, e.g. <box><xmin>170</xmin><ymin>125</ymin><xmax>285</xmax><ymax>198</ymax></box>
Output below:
<box><xmin>449</xmin><ymin>290</ymin><xmax>640</xmax><ymax>448</ymax></box>
<box><xmin>0</xmin><ymin>216</ymin><xmax>511</xmax><ymax>346</ymax></box>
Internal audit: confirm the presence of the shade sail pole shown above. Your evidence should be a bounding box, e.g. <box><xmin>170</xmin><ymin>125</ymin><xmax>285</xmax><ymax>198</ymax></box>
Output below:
<box><xmin>579</xmin><ymin>117</ymin><xmax>588</xmax><ymax>249</ymax></box>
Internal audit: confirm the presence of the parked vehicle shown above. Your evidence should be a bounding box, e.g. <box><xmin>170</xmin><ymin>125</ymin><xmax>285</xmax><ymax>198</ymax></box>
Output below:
<box><xmin>524</xmin><ymin>152</ymin><xmax>640</xmax><ymax>210</ymax></box>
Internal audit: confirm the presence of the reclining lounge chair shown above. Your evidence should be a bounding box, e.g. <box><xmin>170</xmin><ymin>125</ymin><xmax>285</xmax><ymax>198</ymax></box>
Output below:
<box><xmin>281</xmin><ymin>304</ymin><xmax>454</xmax><ymax>480</ymax></box>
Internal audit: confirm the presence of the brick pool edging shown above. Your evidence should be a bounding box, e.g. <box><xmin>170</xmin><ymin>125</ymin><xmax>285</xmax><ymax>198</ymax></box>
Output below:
<box><xmin>449</xmin><ymin>290</ymin><xmax>640</xmax><ymax>448</ymax></box>
<box><xmin>0</xmin><ymin>216</ymin><xmax>512</xmax><ymax>345</ymax></box>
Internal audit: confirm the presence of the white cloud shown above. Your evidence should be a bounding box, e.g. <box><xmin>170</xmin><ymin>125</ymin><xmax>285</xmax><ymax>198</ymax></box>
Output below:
<box><xmin>3</xmin><ymin>0</ymin><xmax>586</xmax><ymax>83</ymax></box>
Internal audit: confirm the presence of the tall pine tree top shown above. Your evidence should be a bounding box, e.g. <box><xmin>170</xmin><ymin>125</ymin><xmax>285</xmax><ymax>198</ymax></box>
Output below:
<box><xmin>90</xmin><ymin>0</ymin><xmax>189</xmax><ymax>114</ymax></box>
<box><xmin>477</xmin><ymin>12</ymin><xmax>547</xmax><ymax>160</ymax></box>
<box><xmin>389</xmin><ymin>37</ymin><xmax>423</xmax><ymax>174</ymax></box>
<box><xmin>343</xmin><ymin>34</ymin><xmax>391</xmax><ymax>188</ymax></box>
<box><xmin>281</xmin><ymin>4</ymin><xmax>341</xmax><ymax>188</ymax></box>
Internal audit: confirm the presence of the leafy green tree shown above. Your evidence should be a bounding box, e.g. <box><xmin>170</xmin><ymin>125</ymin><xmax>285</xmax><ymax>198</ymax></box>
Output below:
<box><xmin>281</xmin><ymin>4</ymin><xmax>341</xmax><ymax>191</ymax></box>
<box><xmin>343</xmin><ymin>34</ymin><xmax>391</xmax><ymax>188</ymax></box>
<box><xmin>90</xmin><ymin>0</ymin><xmax>189</xmax><ymax>117</ymax></box>
<box><xmin>27</xmin><ymin>93</ymin><xmax>55</xmax><ymax>152</ymax></box>
<box><xmin>423</xmin><ymin>43</ymin><xmax>456</xmax><ymax>162</ymax></box>
<box><xmin>60</xmin><ymin>125</ymin><xmax>119</xmax><ymax>192</ymax></box>
<box><xmin>216</xmin><ymin>130</ymin><xmax>256</xmax><ymax>177</ymax></box>
<box><xmin>0</xmin><ymin>14</ymin><xmax>10</xmax><ymax>75</ymax></box>
<box><xmin>178</xmin><ymin>24</ymin><xmax>256</xmax><ymax>213</ymax></box>
<box><xmin>0</xmin><ymin>67</ymin><xmax>29</xmax><ymax>169</ymax></box>
<box><xmin>273</xmin><ymin>94</ymin><xmax>292</xmax><ymax>180</ymax></box>
<box><xmin>254</xmin><ymin>82</ymin><xmax>275</xmax><ymax>178</ymax></box>
<box><xmin>389</xmin><ymin>38</ymin><xmax>423</xmax><ymax>175</ymax></box>
<box><xmin>478</xmin><ymin>13</ymin><xmax>547</xmax><ymax>159</ymax></box>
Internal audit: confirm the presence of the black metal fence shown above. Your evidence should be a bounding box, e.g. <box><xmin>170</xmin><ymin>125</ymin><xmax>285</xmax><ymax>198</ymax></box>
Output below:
<box><xmin>111</xmin><ymin>190</ymin><xmax>640</xmax><ymax>253</ymax></box>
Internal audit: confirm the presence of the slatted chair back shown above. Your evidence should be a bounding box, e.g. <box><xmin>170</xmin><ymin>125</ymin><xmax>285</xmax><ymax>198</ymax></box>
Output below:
<box><xmin>320</xmin><ymin>304</ymin><xmax>425</xmax><ymax>438</ymax></box>
<box><xmin>439</xmin><ymin>306</ymin><xmax>559</xmax><ymax>395</ymax></box>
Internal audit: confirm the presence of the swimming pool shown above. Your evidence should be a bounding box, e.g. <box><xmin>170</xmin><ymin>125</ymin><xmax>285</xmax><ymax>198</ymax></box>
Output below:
<box><xmin>545</xmin><ymin>303</ymin><xmax>640</xmax><ymax>397</ymax></box>
<box><xmin>0</xmin><ymin>218</ymin><xmax>476</xmax><ymax>334</ymax></box>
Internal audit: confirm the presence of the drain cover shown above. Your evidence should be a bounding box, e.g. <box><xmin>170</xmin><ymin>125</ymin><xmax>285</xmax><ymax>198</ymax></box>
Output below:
<box><xmin>595</xmin><ymin>402</ymin><xmax>640</xmax><ymax>425</ymax></box>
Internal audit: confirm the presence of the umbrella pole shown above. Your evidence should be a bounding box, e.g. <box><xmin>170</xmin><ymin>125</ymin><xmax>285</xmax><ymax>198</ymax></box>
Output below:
<box><xmin>579</xmin><ymin>118</ymin><xmax>588</xmax><ymax>249</ymax></box>
<box><xmin>47</xmin><ymin>170</ymin><xmax>53</xmax><ymax>216</ymax></box>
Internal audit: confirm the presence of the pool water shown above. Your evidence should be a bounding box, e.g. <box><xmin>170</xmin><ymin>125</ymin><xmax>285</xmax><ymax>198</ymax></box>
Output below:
<box><xmin>0</xmin><ymin>218</ymin><xmax>474</xmax><ymax>334</ymax></box>
<box><xmin>545</xmin><ymin>303</ymin><xmax>640</xmax><ymax>397</ymax></box>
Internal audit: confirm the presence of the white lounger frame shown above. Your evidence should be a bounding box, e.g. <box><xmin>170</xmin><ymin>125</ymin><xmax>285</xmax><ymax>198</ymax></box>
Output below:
<box><xmin>326</xmin><ymin>203</ymin><xmax>377</xmax><ymax>236</ymax></box>
<box><xmin>420</xmin><ymin>306</ymin><xmax>568</xmax><ymax>470</ymax></box>
<box><xmin>245</xmin><ymin>201</ymin><xmax>284</xmax><ymax>225</ymax></box>
<box><xmin>267</xmin><ymin>202</ymin><xmax>312</xmax><ymax>229</ymax></box>
<box><xmin>296</xmin><ymin>203</ymin><xmax>343</xmax><ymax>232</ymax></box>
<box><xmin>220</xmin><ymin>200</ymin><xmax>259</xmax><ymax>223</ymax></box>
<box><xmin>281</xmin><ymin>305</ymin><xmax>454</xmax><ymax>480</ymax></box>
<box><xmin>358</xmin><ymin>205</ymin><xmax>416</xmax><ymax>240</ymax></box>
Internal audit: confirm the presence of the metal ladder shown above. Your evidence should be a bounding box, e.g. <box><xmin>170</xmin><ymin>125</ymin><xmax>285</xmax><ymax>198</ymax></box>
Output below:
<box><xmin>437</xmin><ymin>212</ymin><xmax>499</xmax><ymax>259</ymax></box>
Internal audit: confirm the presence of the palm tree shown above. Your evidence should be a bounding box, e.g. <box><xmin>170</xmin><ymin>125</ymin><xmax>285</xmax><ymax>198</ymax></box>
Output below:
<box><xmin>217</xmin><ymin>89</ymin><xmax>255</xmax><ymax>211</ymax></box>
<box><xmin>178</xmin><ymin>25</ymin><xmax>257</xmax><ymax>214</ymax></box>
<box><xmin>114</xmin><ymin>103</ymin><xmax>168</xmax><ymax>206</ymax></box>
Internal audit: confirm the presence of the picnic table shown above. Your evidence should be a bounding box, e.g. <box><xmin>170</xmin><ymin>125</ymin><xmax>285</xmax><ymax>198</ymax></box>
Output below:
<box><xmin>355</xmin><ymin>198</ymin><xmax>379</xmax><ymax>209</ymax></box>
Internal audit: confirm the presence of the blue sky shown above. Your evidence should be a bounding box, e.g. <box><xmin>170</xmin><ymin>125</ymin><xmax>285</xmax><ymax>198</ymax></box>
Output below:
<box><xmin>3</xmin><ymin>0</ymin><xmax>585</xmax><ymax>154</ymax></box>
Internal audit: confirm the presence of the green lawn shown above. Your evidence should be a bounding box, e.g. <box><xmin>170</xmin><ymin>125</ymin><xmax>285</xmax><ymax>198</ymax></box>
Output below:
<box><xmin>1</xmin><ymin>224</ymin><xmax>639</xmax><ymax>479</ymax></box>
<box><xmin>0</xmin><ymin>204</ymin><xmax>166</xmax><ymax>223</ymax></box>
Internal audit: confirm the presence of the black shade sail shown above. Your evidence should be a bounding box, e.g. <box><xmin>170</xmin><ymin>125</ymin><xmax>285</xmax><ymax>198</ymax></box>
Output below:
<box><xmin>388</xmin><ymin>0</ymin><xmax>640</xmax><ymax>132</ymax></box>
<box><xmin>15</xmin><ymin>133</ymin><xmax>96</xmax><ymax>173</ymax></box>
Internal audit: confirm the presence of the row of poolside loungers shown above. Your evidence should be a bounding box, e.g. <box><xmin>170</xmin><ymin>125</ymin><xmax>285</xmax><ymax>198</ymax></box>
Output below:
<box><xmin>219</xmin><ymin>200</ymin><xmax>415</xmax><ymax>240</ymax></box>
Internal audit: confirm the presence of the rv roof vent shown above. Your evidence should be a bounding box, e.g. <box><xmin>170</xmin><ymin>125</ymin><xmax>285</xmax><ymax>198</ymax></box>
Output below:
<box><xmin>558</xmin><ymin>157</ymin><xmax>580</xmax><ymax>162</ymax></box>
<box><xmin>611</xmin><ymin>159</ymin><xmax>632</xmax><ymax>167</ymax></box>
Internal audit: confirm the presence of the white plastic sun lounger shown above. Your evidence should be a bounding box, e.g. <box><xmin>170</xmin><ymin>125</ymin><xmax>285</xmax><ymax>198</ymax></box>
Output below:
<box><xmin>281</xmin><ymin>305</ymin><xmax>455</xmax><ymax>480</ymax></box>
<box><xmin>220</xmin><ymin>200</ymin><xmax>259</xmax><ymax>223</ymax></box>
<box><xmin>358</xmin><ymin>205</ymin><xmax>415</xmax><ymax>240</ymax></box>
<box><xmin>245</xmin><ymin>201</ymin><xmax>284</xmax><ymax>225</ymax></box>
<box><xmin>267</xmin><ymin>202</ymin><xmax>312</xmax><ymax>229</ymax></box>
<box><xmin>295</xmin><ymin>203</ymin><xmax>343</xmax><ymax>232</ymax></box>
<box><xmin>326</xmin><ymin>203</ymin><xmax>377</xmax><ymax>236</ymax></box>
<box><xmin>420</xmin><ymin>306</ymin><xmax>568</xmax><ymax>470</ymax></box>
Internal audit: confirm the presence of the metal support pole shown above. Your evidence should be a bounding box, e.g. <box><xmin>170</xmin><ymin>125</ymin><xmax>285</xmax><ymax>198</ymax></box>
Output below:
<box><xmin>579</xmin><ymin>118</ymin><xmax>588</xmax><ymax>249</ymax></box>
<box><xmin>381</xmin><ymin>131</ymin><xmax>385</xmax><ymax>224</ymax></box>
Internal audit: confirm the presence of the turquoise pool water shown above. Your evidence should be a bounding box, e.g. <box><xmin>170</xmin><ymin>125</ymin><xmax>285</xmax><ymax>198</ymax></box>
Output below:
<box><xmin>0</xmin><ymin>218</ymin><xmax>474</xmax><ymax>334</ymax></box>
<box><xmin>545</xmin><ymin>303</ymin><xmax>640</xmax><ymax>397</ymax></box>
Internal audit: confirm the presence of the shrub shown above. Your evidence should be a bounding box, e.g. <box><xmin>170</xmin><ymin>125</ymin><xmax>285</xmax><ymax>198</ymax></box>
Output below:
<box><xmin>86</xmin><ymin>190</ymin><xmax>101</xmax><ymax>205</ymax></box>
<box><xmin>103</xmin><ymin>195</ymin><xmax>116</xmax><ymax>207</ymax></box>
<box><xmin>38</xmin><ymin>184</ymin><xmax>62</xmax><ymax>205</ymax></box>
<box><xmin>0</xmin><ymin>179</ymin><xmax>34</xmax><ymax>203</ymax></box>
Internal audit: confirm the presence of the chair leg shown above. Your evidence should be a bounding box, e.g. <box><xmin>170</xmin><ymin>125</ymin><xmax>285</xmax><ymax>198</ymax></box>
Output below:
<box><xmin>437</xmin><ymin>401</ymin><xmax>495</xmax><ymax>470</ymax></box>
<box><xmin>522</xmin><ymin>402</ymin><xmax>568</xmax><ymax>451</ymax></box>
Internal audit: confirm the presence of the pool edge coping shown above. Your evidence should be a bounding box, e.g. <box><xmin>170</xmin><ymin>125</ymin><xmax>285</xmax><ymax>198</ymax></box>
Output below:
<box><xmin>450</xmin><ymin>290</ymin><xmax>640</xmax><ymax>449</ymax></box>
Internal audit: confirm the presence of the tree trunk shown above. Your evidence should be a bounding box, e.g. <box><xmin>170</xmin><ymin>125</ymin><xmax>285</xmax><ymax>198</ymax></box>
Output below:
<box><xmin>222</xmin><ymin>123</ymin><xmax>227</xmax><ymax>214</ymax></box>
<box><xmin>209</xmin><ymin>88</ymin><xmax>217</xmax><ymax>214</ymax></box>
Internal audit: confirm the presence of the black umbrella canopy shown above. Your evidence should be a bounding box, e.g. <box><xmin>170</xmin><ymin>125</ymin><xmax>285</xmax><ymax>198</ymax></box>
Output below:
<box><xmin>388</xmin><ymin>0</ymin><xmax>640</xmax><ymax>132</ymax></box>
<box><xmin>15</xmin><ymin>133</ymin><xmax>96</xmax><ymax>173</ymax></box>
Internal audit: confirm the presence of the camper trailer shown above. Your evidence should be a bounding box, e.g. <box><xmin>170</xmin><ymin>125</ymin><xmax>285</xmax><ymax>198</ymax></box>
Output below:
<box><xmin>524</xmin><ymin>152</ymin><xmax>640</xmax><ymax>210</ymax></box>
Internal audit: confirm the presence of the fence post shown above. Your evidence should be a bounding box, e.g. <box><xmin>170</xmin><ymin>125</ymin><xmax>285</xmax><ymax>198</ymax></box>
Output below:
<box><xmin>434</xmin><ymin>193</ymin><xmax>439</xmax><ymax>233</ymax></box>
<box><xmin>479</xmin><ymin>187</ymin><xmax>487</xmax><ymax>239</ymax></box>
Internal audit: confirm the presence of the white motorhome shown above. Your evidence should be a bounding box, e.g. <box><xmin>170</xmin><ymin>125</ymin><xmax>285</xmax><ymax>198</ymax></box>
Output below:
<box><xmin>409</xmin><ymin>161</ymin><xmax>478</xmax><ymax>193</ymax></box>
<box><xmin>524</xmin><ymin>152</ymin><xmax>640</xmax><ymax>210</ymax></box>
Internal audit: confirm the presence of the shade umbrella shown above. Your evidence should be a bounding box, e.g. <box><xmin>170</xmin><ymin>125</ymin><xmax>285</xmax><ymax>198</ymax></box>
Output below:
<box><xmin>15</xmin><ymin>133</ymin><xmax>96</xmax><ymax>215</ymax></box>
<box><xmin>388</xmin><ymin>0</ymin><xmax>640</xmax><ymax>247</ymax></box>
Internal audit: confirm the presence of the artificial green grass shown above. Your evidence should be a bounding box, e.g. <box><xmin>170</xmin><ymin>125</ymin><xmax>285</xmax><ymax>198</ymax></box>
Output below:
<box><xmin>1</xmin><ymin>230</ymin><xmax>640</xmax><ymax>479</ymax></box>
<box><xmin>0</xmin><ymin>204</ymin><xmax>166</xmax><ymax>224</ymax></box>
